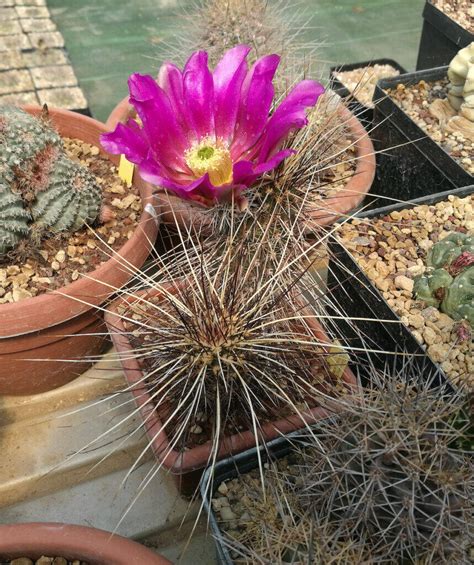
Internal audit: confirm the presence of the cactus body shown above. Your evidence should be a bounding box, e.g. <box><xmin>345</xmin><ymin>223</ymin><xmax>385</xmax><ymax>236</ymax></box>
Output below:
<box><xmin>0</xmin><ymin>186</ymin><xmax>30</xmax><ymax>256</ymax></box>
<box><xmin>427</xmin><ymin>232</ymin><xmax>473</xmax><ymax>269</ymax></box>
<box><xmin>31</xmin><ymin>156</ymin><xmax>102</xmax><ymax>233</ymax></box>
<box><xmin>447</xmin><ymin>42</ymin><xmax>474</xmax><ymax>122</ymax></box>
<box><xmin>414</xmin><ymin>233</ymin><xmax>474</xmax><ymax>330</ymax></box>
<box><xmin>0</xmin><ymin>105</ymin><xmax>103</xmax><ymax>258</ymax></box>
<box><xmin>297</xmin><ymin>377</ymin><xmax>473</xmax><ymax>563</ymax></box>
<box><xmin>443</xmin><ymin>268</ymin><xmax>474</xmax><ymax>326</ymax></box>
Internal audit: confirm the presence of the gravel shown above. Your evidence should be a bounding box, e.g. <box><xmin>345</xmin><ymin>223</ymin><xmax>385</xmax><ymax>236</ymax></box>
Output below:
<box><xmin>337</xmin><ymin>194</ymin><xmax>473</xmax><ymax>389</ymax></box>
<box><xmin>431</xmin><ymin>0</ymin><xmax>474</xmax><ymax>33</ymax></box>
<box><xmin>334</xmin><ymin>64</ymin><xmax>400</xmax><ymax>108</ymax></box>
<box><xmin>386</xmin><ymin>79</ymin><xmax>474</xmax><ymax>174</ymax></box>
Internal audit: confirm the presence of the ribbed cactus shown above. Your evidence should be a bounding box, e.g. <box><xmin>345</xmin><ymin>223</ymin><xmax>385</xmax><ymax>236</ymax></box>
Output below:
<box><xmin>413</xmin><ymin>232</ymin><xmax>474</xmax><ymax>327</ymax></box>
<box><xmin>296</xmin><ymin>375</ymin><xmax>473</xmax><ymax>564</ymax></box>
<box><xmin>0</xmin><ymin>105</ymin><xmax>103</xmax><ymax>258</ymax></box>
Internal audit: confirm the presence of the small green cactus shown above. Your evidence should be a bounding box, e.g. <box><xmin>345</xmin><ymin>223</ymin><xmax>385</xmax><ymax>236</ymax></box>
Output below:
<box><xmin>427</xmin><ymin>232</ymin><xmax>473</xmax><ymax>269</ymax></box>
<box><xmin>0</xmin><ymin>105</ymin><xmax>103</xmax><ymax>258</ymax></box>
<box><xmin>413</xmin><ymin>232</ymin><xmax>474</xmax><ymax>328</ymax></box>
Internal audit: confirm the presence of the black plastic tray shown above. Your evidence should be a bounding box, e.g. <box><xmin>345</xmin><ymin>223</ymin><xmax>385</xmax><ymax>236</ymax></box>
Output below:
<box><xmin>417</xmin><ymin>1</ymin><xmax>473</xmax><ymax>70</ymax></box>
<box><xmin>366</xmin><ymin>66</ymin><xmax>472</xmax><ymax>209</ymax></box>
<box><xmin>328</xmin><ymin>185</ymin><xmax>473</xmax><ymax>388</ymax></box>
<box><xmin>330</xmin><ymin>58</ymin><xmax>406</xmax><ymax>129</ymax></box>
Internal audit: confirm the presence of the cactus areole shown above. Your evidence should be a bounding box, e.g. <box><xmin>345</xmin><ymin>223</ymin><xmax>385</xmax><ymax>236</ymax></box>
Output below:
<box><xmin>0</xmin><ymin>105</ymin><xmax>104</xmax><ymax>259</ymax></box>
<box><xmin>413</xmin><ymin>232</ymin><xmax>474</xmax><ymax>330</ymax></box>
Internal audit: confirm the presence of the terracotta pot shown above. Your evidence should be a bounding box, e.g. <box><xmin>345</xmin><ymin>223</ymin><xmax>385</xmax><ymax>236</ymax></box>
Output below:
<box><xmin>104</xmin><ymin>286</ymin><xmax>357</xmax><ymax>495</ymax></box>
<box><xmin>0</xmin><ymin>106</ymin><xmax>160</xmax><ymax>395</ymax></box>
<box><xmin>106</xmin><ymin>96</ymin><xmax>375</xmax><ymax>229</ymax></box>
<box><xmin>0</xmin><ymin>522</ymin><xmax>172</xmax><ymax>564</ymax></box>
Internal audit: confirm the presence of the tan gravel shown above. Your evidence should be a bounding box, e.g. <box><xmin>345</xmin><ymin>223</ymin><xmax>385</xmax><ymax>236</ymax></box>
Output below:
<box><xmin>431</xmin><ymin>0</ymin><xmax>474</xmax><ymax>33</ymax></box>
<box><xmin>387</xmin><ymin>79</ymin><xmax>474</xmax><ymax>175</ymax></box>
<box><xmin>334</xmin><ymin>64</ymin><xmax>400</xmax><ymax>108</ymax></box>
<box><xmin>337</xmin><ymin>194</ymin><xmax>473</xmax><ymax>389</ymax></box>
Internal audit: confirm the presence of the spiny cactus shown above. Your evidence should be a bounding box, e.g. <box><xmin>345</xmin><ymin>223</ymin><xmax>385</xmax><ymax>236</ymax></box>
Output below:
<box><xmin>295</xmin><ymin>371</ymin><xmax>473</xmax><ymax>564</ymax></box>
<box><xmin>0</xmin><ymin>105</ymin><xmax>103</xmax><ymax>258</ymax></box>
<box><xmin>413</xmin><ymin>232</ymin><xmax>474</xmax><ymax>327</ymax></box>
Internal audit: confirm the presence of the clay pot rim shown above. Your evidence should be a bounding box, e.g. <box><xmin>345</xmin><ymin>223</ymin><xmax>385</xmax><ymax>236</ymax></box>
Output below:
<box><xmin>0</xmin><ymin>522</ymin><xmax>171</xmax><ymax>565</ymax></box>
<box><xmin>105</xmin><ymin>96</ymin><xmax>375</xmax><ymax>228</ymax></box>
<box><xmin>104</xmin><ymin>285</ymin><xmax>358</xmax><ymax>475</ymax></box>
<box><xmin>0</xmin><ymin>106</ymin><xmax>160</xmax><ymax>338</ymax></box>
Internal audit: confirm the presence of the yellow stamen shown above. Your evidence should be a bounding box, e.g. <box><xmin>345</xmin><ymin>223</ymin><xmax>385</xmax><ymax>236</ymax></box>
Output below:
<box><xmin>185</xmin><ymin>137</ymin><xmax>233</xmax><ymax>186</ymax></box>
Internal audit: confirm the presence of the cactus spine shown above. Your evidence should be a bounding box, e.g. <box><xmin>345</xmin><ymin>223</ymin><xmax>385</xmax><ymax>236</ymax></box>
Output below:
<box><xmin>296</xmin><ymin>375</ymin><xmax>473</xmax><ymax>564</ymax></box>
<box><xmin>0</xmin><ymin>105</ymin><xmax>103</xmax><ymax>258</ymax></box>
<box><xmin>413</xmin><ymin>232</ymin><xmax>474</xmax><ymax>327</ymax></box>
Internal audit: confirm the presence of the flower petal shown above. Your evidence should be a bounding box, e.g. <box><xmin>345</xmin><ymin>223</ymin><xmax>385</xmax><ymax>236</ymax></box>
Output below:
<box><xmin>138</xmin><ymin>154</ymin><xmax>220</xmax><ymax>202</ymax></box>
<box><xmin>233</xmin><ymin>149</ymin><xmax>293</xmax><ymax>185</ymax></box>
<box><xmin>183</xmin><ymin>51</ymin><xmax>215</xmax><ymax>139</ymax></box>
<box><xmin>213</xmin><ymin>44</ymin><xmax>251</xmax><ymax>142</ymax></box>
<box><xmin>100</xmin><ymin>119</ymin><xmax>149</xmax><ymax>164</ymax></box>
<box><xmin>258</xmin><ymin>80</ymin><xmax>324</xmax><ymax>160</ymax></box>
<box><xmin>230</xmin><ymin>54</ymin><xmax>280</xmax><ymax>159</ymax></box>
<box><xmin>128</xmin><ymin>73</ymin><xmax>189</xmax><ymax>170</ymax></box>
<box><xmin>157</xmin><ymin>62</ymin><xmax>196</xmax><ymax>143</ymax></box>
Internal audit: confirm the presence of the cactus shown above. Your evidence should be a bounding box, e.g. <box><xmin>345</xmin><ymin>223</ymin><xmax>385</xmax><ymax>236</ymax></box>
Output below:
<box><xmin>295</xmin><ymin>373</ymin><xmax>473</xmax><ymax>564</ymax></box>
<box><xmin>31</xmin><ymin>156</ymin><xmax>102</xmax><ymax>233</ymax></box>
<box><xmin>447</xmin><ymin>42</ymin><xmax>474</xmax><ymax>122</ymax></box>
<box><xmin>427</xmin><ymin>232</ymin><xmax>474</xmax><ymax>269</ymax></box>
<box><xmin>0</xmin><ymin>187</ymin><xmax>31</xmax><ymax>254</ymax></box>
<box><xmin>0</xmin><ymin>105</ymin><xmax>103</xmax><ymax>258</ymax></box>
<box><xmin>413</xmin><ymin>233</ymin><xmax>474</xmax><ymax>328</ymax></box>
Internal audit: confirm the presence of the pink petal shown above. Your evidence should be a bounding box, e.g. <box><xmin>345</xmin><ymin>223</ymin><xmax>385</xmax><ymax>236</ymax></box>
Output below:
<box><xmin>139</xmin><ymin>156</ymin><xmax>219</xmax><ymax>202</ymax></box>
<box><xmin>233</xmin><ymin>149</ymin><xmax>293</xmax><ymax>185</ymax></box>
<box><xmin>213</xmin><ymin>44</ymin><xmax>251</xmax><ymax>142</ymax></box>
<box><xmin>258</xmin><ymin>80</ymin><xmax>324</xmax><ymax>160</ymax></box>
<box><xmin>100</xmin><ymin>119</ymin><xmax>149</xmax><ymax>164</ymax></box>
<box><xmin>230</xmin><ymin>54</ymin><xmax>280</xmax><ymax>160</ymax></box>
<box><xmin>128</xmin><ymin>73</ymin><xmax>189</xmax><ymax>171</ymax></box>
<box><xmin>157</xmin><ymin>62</ymin><xmax>196</xmax><ymax>144</ymax></box>
<box><xmin>183</xmin><ymin>51</ymin><xmax>215</xmax><ymax>139</ymax></box>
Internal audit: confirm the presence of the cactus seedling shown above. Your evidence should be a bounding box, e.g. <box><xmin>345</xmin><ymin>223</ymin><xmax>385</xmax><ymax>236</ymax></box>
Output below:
<box><xmin>413</xmin><ymin>232</ymin><xmax>474</xmax><ymax>329</ymax></box>
<box><xmin>0</xmin><ymin>105</ymin><xmax>104</xmax><ymax>258</ymax></box>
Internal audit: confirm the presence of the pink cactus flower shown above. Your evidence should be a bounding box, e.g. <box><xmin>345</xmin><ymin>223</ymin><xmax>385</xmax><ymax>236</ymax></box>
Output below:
<box><xmin>101</xmin><ymin>45</ymin><xmax>324</xmax><ymax>206</ymax></box>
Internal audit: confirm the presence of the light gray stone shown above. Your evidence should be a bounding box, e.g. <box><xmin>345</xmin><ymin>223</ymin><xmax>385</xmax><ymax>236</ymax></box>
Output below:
<box><xmin>20</xmin><ymin>17</ymin><xmax>56</xmax><ymax>33</ymax></box>
<box><xmin>0</xmin><ymin>0</ymin><xmax>15</xmax><ymax>7</ymax></box>
<box><xmin>15</xmin><ymin>0</ymin><xmax>47</xmax><ymax>5</ymax></box>
<box><xmin>28</xmin><ymin>30</ymin><xmax>64</xmax><ymax>49</ymax></box>
<box><xmin>31</xmin><ymin>64</ymin><xmax>77</xmax><ymax>88</ymax></box>
<box><xmin>0</xmin><ymin>90</ymin><xmax>39</xmax><ymax>104</ymax></box>
<box><xmin>0</xmin><ymin>7</ymin><xmax>17</xmax><ymax>18</ymax></box>
<box><xmin>0</xmin><ymin>49</ymin><xmax>26</xmax><ymax>70</ymax></box>
<box><xmin>0</xmin><ymin>33</ymin><xmax>31</xmax><ymax>51</ymax></box>
<box><xmin>37</xmin><ymin>86</ymin><xmax>88</xmax><ymax>110</ymax></box>
<box><xmin>15</xmin><ymin>5</ymin><xmax>49</xmax><ymax>17</ymax></box>
<box><xmin>22</xmin><ymin>47</ymin><xmax>67</xmax><ymax>67</ymax></box>
<box><xmin>0</xmin><ymin>19</ymin><xmax>22</xmax><ymax>35</ymax></box>
<box><xmin>0</xmin><ymin>68</ymin><xmax>34</xmax><ymax>94</ymax></box>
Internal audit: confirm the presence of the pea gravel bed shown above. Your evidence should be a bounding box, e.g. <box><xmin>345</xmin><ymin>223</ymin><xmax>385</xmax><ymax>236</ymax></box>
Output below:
<box><xmin>386</xmin><ymin>80</ymin><xmax>474</xmax><ymax>175</ymax></box>
<box><xmin>337</xmin><ymin>194</ymin><xmax>473</xmax><ymax>389</ymax></box>
<box><xmin>334</xmin><ymin>64</ymin><xmax>400</xmax><ymax>108</ymax></box>
<box><xmin>431</xmin><ymin>0</ymin><xmax>474</xmax><ymax>33</ymax></box>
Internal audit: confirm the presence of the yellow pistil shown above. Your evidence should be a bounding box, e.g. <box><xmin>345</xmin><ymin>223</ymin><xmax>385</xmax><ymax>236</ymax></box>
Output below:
<box><xmin>185</xmin><ymin>137</ymin><xmax>233</xmax><ymax>186</ymax></box>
